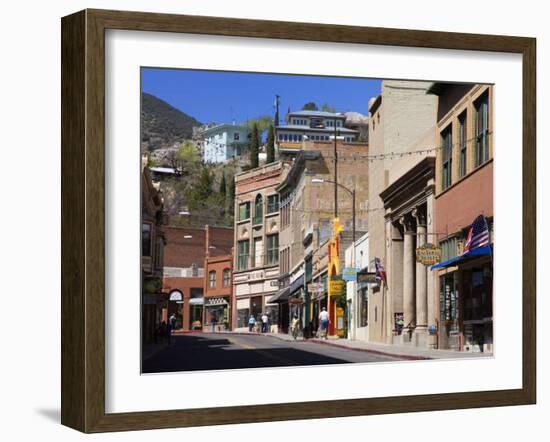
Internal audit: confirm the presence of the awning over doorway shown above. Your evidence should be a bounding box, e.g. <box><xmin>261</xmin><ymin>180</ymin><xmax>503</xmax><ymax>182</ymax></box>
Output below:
<box><xmin>268</xmin><ymin>286</ymin><xmax>290</xmax><ymax>303</ymax></box>
<box><xmin>431</xmin><ymin>245</ymin><xmax>493</xmax><ymax>270</ymax></box>
<box><xmin>188</xmin><ymin>297</ymin><xmax>204</xmax><ymax>305</ymax></box>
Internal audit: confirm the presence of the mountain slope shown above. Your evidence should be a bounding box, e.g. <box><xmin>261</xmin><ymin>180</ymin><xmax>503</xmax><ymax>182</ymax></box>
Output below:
<box><xmin>141</xmin><ymin>92</ymin><xmax>202</xmax><ymax>151</ymax></box>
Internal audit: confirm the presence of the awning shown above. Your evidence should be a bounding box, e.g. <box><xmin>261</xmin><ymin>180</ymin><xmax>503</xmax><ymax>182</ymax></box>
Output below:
<box><xmin>431</xmin><ymin>245</ymin><xmax>492</xmax><ymax>270</ymax></box>
<box><xmin>268</xmin><ymin>286</ymin><xmax>290</xmax><ymax>303</ymax></box>
<box><xmin>289</xmin><ymin>276</ymin><xmax>304</xmax><ymax>295</ymax></box>
<box><xmin>189</xmin><ymin>297</ymin><xmax>204</xmax><ymax>305</ymax></box>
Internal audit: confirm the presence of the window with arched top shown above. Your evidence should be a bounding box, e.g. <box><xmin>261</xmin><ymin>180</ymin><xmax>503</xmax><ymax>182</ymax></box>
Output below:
<box><xmin>253</xmin><ymin>194</ymin><xmax>263</xmax><ymax>225</ymax></box>
<box><xmin>208</xmin><ymin>270</ymin><xmax>216</xmax><ymax>288</ymax></box>
<box><xmin>223</xmin><ymin>268</ymin><xmax>231</xmax><ymax>287</ymax></box>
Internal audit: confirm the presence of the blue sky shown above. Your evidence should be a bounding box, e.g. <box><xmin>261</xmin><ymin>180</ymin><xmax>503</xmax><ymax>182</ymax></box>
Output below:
<box><xmin>141</xmin><ymin>68</ymin><xmax>382</xmax><ymax>125</ymax></box>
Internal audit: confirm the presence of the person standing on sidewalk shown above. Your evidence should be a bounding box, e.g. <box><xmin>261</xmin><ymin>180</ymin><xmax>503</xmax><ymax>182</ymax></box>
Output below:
<box><xmin>169</xmin><ymin>313</ymin><xmax>177</xmax><ymax>332</ymax></box>
<box><xmin>261</xmin><ymin>312</ymin><xmax>269</xmax><ymax>333</ymax></box>
<box><xmin>248</xmin><ymin>315</ymin><xmax>256</xmax><ymax>332</ymax></box>
<box><xmin>290</xmin><ymin>314</ymin><xmax>300</xmax><ymax>340</ymax></box>
<box><xmin>319</xmin><ymin>307</ymin><xmax>329</xmax><ymax>339</ymax></box>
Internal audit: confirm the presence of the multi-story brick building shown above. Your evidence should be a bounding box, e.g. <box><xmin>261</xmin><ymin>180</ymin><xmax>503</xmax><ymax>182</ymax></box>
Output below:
<box><xmin>232</xmin><ymin>161</ymin><xmax>289</xmax><ymax>331</ymax></box>
<box><xmin>162</xmin><ymin>225</ymin><xmax>233</xmax><ymax>331</ymax></box>
<box><xmin>428</xmin><ymin>83</ymin><xmax>494</xmax><ymax>353</ymax></box>
<box><xmin>203</xmin><ymin>225</ymin><xmax>234</xmax><ymax>331</ymax></box>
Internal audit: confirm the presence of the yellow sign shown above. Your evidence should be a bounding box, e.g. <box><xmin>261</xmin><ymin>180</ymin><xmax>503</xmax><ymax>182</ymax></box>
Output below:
<box><xmin>329</xmin><ymin>280</ymin><xmax>345</xmax><ymax>296</ymax></box>
<box><xmin>416</xmin><ymin>243</ymin><xmax>442</xmax><ymax>266</ymax></box>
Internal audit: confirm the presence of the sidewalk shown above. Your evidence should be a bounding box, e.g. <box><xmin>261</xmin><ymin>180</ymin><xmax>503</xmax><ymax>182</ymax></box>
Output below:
<box><xmin>263</xmin><ymin>332</ymin><xmax>493</xmax><ymax>361</ymax></box>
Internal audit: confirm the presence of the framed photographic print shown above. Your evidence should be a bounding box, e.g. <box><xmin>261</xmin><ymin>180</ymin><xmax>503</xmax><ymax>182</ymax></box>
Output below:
<box><xmin>61</xmin><ymin>9</ymin><xmax>536</xmax><ymax>433</ymax></box>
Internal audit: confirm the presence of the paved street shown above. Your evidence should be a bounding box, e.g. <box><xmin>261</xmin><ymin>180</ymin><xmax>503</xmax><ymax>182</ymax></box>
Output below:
<box><xmin>142</xmin><ymin>333</ymin><xmax>400</xmax><ymax>373</ymax></box>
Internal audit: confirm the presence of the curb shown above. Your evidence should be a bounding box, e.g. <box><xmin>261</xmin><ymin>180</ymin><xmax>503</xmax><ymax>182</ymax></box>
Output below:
<box><xmin>307</xmin><ymin>338</ymin><xmax>432</xmax><ymax>360</ymax></box>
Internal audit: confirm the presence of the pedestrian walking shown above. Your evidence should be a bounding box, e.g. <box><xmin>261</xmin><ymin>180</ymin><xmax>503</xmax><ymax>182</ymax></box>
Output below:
<box><xmin>261</xmin><ymin>312</ymin><xmax>269</xmax><ymax>333</ymax></box>
<box><xmin>211</xmin><ymin>315</ymin><xmax>218</xmax><ymax>333</ymax></box>
<box><xmin>290</xmin><ymin>314</ymin><xmax>300</xmax><ymax>340</ymax></box>
<box><xmin>169</xmin><ymin>313</ymin><xmax>177</xmax><ymax>331</ymax></box>
<box><xmin>248</xmin><ymin>315</ymin><xmax>256</xmax><ymax>332</ymax></box>
<box><xmin>319</xmin><ymin>307</ymin><xmax>329</xmax><ymax>339</ymax></box>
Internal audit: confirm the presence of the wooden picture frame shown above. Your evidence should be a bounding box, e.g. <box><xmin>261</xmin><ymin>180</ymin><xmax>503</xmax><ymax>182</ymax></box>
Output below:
<box><xmin>61</xmin><ymin>8</ymin><xmax>536</xmax><ymax>433</ymax></box>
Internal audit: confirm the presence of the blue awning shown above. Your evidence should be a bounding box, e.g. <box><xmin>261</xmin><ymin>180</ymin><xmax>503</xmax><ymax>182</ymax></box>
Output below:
<box><xmin>431</xmin><ymin>245</ymin><xmax>493</xmax><ymax>270</ymax></box>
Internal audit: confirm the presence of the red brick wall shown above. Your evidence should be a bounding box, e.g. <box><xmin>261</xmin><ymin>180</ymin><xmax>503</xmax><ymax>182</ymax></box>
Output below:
<box><xmin>204</xmin><ymin>256</ymin><xmax>232</xmax><ymax>298</ymax></box>
<box><xmin>163</xmin><ymin>276</ymin><xmax>204</xmax><ymax>330</ymax></box>
<box><xmin>435</xmin><ymin>160</ymin><xmax>493</xmax><ymax>235</ymax></box>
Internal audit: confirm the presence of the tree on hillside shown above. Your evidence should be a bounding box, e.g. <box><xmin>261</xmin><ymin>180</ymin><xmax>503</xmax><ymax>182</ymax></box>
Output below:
<box><xmin>320</xmin><ymin>103</ymin><xmax>337</xmax><ymax>113</ymax></box>
<box><xmin>266</xmin><ymin>124</ymin><xmax>275</xmax><ymax>164</ymax></box>
<box><xmin>194</xmin><ymin>167</ymin><xmax>213</xmax><ymax>203</ymax></box>
<box><xmin>177</xmin><ymin>142</ymin><xmax>201</xmax><ymax>174</ymax></box>
<box><xmin>247</xmin><ymin>115</ymin><xmax>273</xmax><ymax>134</ymax></box>
<box><xmin>249</xmin><ymin>123</ymin><xmax>260</xmax><ymax>169</ymax></box>
<box><xmin>227</xmin><ymin>175</ymin><xmax>236</xmax><ymax>217</ymax></box>
<box><xmin>219</xmin><ymin>172</ymin><xmax>227</xmax><ymax>197</ymax></box>
<box><xmin>302</xmin><ymin>102</ymin><xmax>318</xmax><ymax>111</ymax></box>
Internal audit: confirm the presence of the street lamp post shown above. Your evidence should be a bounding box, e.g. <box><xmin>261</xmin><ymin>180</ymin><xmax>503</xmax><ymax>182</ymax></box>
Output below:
<box><xmin>311</xmin><ymin>178</ymin><xmax>356</xmax><ymax>244</ymax></box>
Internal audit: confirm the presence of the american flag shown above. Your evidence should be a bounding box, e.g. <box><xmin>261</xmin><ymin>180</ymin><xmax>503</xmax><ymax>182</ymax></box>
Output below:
<box><xmin>374</xmin><ymin>258</ymin><xmax>386</xmax><ymax>284</ymax></box>
<box><xmin>463</xmin><ymin>215</ymin><xmax>490</xmax><ymax>254</ymax></box>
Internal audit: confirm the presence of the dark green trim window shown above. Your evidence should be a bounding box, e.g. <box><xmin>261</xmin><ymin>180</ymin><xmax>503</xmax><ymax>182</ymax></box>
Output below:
<box><xmin>266</xmin><ymin>234</ymin><xmax>279</xmax><ymax>265</ymax></box>
<box><xmin>253</xmin><ymin>194</ymin><xmax>263</xmax><ymax>225</ymax></box>
<box><xmin>475</xmin><ymin>91</ymin><xmax>489</xmax><ymax>167</ymax></box>
<box><xmin>267</xmin><ymin>194</ymin><xmax>279</xmax><ymax>214</ymax></box>
<box><xmin>237</xmin><ymin>240</ymin><xmax>249</xmax><ymax>270</ymax></box>
<box><xmin>239</xmin><ymin>202</ymin><xmax>250</xmax><ymax>221</ymax></box>
<box><xmin>459</xmin><ymin>111</ymin><xmax>467</xmax><ymax>178</ymax></box>
<box><xmin>441</xmin><ymin>126</ymin><xmax>453</xmax><ymax>190</ymax></box>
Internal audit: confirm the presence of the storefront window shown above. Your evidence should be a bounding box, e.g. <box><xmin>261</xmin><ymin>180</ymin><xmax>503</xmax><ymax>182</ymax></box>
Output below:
<box><xmin>359</xmin><ymin>288</ymin><xmax>368</xmax><ymax>327</ymax></box>
<box><xmin>142</xmin><ymin>223</ymin><xmax>151</xmax><ymax>256</ymax></box>
<box><xmin>464</xmin><ymin>267</ymin><xmax>493</xmax><ymax>321</ymax></box>
<box><xmin>237</xmin><ymin>308</ymin><xmax>249</xmax><ymax>328</ymax></box>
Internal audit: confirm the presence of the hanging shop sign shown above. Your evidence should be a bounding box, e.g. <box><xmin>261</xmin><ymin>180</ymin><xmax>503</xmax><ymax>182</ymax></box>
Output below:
<box><xmin>308</xmin><ymin>282</ymin><xmax>324</xmax><ymax>293</ymax></box>
<box><xmin>329</xmin><ymin>280</ymin><xmax>345</xmax><ymax>296</ymax></box>
<box><xmin>342</xmin><ymin>267</ymin><xmax>358</xmax><ymax>282</ymax></box>
<box><xmin>416</xmin><ymin>243</ymin><xmax>442</xmax><ymax>266</ymax></box>
<box><xmin>357</xmin><ymin>272</ymin><xmax>379</xmax><ymax>285</ymax></box>
<box><xmin>288</xmin><ymin>298</ymin><xmax>304</xmax><ymax>305</ymax></box>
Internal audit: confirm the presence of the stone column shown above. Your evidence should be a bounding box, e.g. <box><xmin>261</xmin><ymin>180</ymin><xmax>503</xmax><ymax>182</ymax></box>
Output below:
<box><xmin>400</xmin><ymin>214</ymin><xmax>416</xmax><ymax>342</ymax></box>
<box><xmin>413</xmin><ymin>208</ymin><xmax>428</xmax><ymax>347</ymax></box>
<box><xmin>426</xmin><ymin>187</ymin><xmax>438</xmax><ymax>348</ymax></box>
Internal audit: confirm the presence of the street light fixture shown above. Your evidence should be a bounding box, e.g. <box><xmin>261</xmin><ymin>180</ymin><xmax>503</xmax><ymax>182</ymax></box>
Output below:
<box><xmin>184</xmin><ymin>235</ymin><xmax>193</xmax><ymax>239</ymax></box>
<box><xmin>310</xmin><ymin>177</ymin><xmax>356</xmax><ymax>244</ymax></box>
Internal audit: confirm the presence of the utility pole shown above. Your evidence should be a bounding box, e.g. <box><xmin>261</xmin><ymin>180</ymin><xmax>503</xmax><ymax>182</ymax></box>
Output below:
<box><xmin>334</xmin><ymin>118</ymin><xmax>338</xmax><ymax>218</ymax></box>
<box><xmin>274</xmin><ymin>95</ymin><xmax>280</xmax><ymax>126</ymax></box>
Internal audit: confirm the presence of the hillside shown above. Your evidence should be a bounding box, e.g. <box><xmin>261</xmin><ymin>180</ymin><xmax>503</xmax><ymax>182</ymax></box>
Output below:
<box><xmin>141</xmin><ymin>92</ymin><xmax>202</xmax><ymax>151</ymax></box>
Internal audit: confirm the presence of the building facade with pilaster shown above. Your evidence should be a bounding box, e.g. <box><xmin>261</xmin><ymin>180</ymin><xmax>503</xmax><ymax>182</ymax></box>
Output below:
<box><xmin>367</xmin><ymin>80</ymin><xmax>438</xmax><ymax>346</ymax></box>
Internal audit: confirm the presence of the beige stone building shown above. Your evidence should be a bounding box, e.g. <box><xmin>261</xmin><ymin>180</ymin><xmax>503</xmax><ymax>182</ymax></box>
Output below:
<box><xmin>367</xmin><ymin>80</ymin><xmax>438</xmax><ymax>346</ymax></box>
